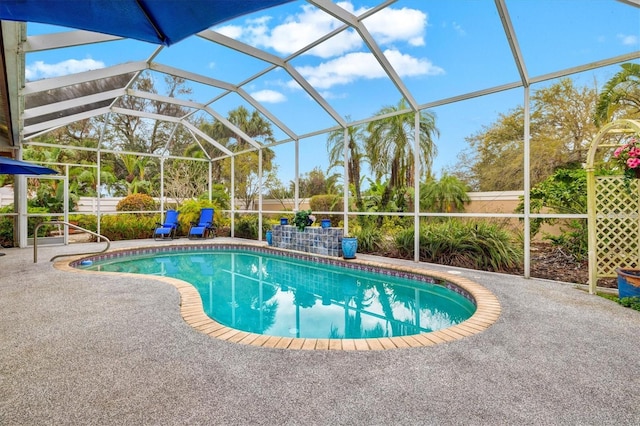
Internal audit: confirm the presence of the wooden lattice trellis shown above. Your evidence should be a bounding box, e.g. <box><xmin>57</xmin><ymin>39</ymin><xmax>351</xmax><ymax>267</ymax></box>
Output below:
<box><xmin>587</xmin><ymin>119</ymin><xmax>640</xmax><ymax>294</ymax></box>
<box><xmin>593</xmin><ymin>176</ymin><xmax>639</xmax><ymax>276</ymax></box>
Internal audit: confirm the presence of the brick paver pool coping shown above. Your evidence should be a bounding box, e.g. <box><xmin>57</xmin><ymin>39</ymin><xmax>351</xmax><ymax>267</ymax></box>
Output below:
<box><xmin>57</xmin><ymin>243</ymin><xmax>500</xmax><ymax>350</ymax></box>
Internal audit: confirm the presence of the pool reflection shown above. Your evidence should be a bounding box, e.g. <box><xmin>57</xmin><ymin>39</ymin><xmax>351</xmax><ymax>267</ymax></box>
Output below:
<box><xmin>156</xmin><ymin>252</ymin><xmax>475</xmax><ymax>338</ymax></box>
<box><xmin>88</xmin><ymin>250</ymin><xmax>476</xmax><ymax>339</ymax></box>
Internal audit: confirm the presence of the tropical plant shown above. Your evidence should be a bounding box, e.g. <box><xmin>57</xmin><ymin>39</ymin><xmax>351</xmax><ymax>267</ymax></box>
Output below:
<box><xmin>199</xmin><ymin>106</ymin><xmax>276</xmax><ymax>208</ymax></box>
<box><xmin>234</xmin><ymin>214</ymin><xmax>263</xmax><ymax>240</ymax></box>
<box><xmin>119</xmin><ymin>154</ymin><xmax>152</xmax><ymax>195</ymax></box>
<box><xmin>292</xmin><ymin>209</ymin><xmax>314</xmax><ymax>231</ymax></box>
<box><xmin>394</xmin><ymin>219</ymin><xmax>522</xmax><ymax>272</ymax></box>
<box><xmin>515</xmin><ymin>168</ymin><xmax>587</xmax><ymax>260</ymax></box>
<box><xmin>420</xmin><ymin>174</ymin><xmax>470</xmax><ymax>213</ymax></box>
<box><xmin>178</xmin><ymin>199</ymin><xmax>225</xmax><ymax>236</ymax></box>
<box><xmin>100</xmin><ymin>214</ymin><xmax>159</xmax><ymax>240</ymax></box>
<box><xmin>366</xmin><ymin>98</ymin><xmax>439</xmax><ymax>191</ymax></box>
<box><xmin>594</xmin><ymin>62</ymin><xmax>640</xmax><ymax>126</ymax></box>
<box><xmin>353</xmin><ymin>220</ymin><xmax>383</xmax><ymax>253</ymax></box>
<box><xmin>326</xmin><ymin>119</ymin><xmax>366</xmax><ymax>211</ymax></box>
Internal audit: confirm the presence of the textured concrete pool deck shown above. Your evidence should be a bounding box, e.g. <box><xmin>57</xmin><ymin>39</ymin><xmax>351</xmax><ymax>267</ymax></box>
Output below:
<box><xmin>2</xmin><ymin>238</ymin><xmax>640</xmax><ymax>424</ymax></box>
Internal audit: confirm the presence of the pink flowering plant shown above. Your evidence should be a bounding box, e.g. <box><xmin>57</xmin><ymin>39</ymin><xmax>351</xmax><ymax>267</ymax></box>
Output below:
<box><xmin>613</xmin><ymin>138</ymin><xmax>640</xmax><ymax>179</ymax></box>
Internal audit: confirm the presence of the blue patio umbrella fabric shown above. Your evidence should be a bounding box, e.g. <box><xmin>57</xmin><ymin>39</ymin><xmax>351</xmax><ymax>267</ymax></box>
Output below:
<box><xmin>0</xmin><ymin>157</ymin><xmax>58</xmax><ymax>175</ymax></box>
<box><xmin>0</xmin><ymin>0</ymin><xmax>296</xmax><ymax>46</ymax></box>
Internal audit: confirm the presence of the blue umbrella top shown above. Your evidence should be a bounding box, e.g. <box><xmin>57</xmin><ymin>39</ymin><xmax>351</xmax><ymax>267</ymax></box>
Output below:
<box><xmin>0</xmin><ymin>157</ymin><xmax>58</xmax><ymax>175</ymax></box>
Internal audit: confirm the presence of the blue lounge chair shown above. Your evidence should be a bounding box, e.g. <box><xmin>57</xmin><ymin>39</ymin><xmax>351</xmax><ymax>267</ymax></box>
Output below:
<box><xmin>153</xmin><ymin>209</ymin><xmax>179</xmax><ymax>240</ymax></box>
<box><xmin>188</xmin><ymin>208</ymin><xmax>215</xmax><ymax>239</ymax></box>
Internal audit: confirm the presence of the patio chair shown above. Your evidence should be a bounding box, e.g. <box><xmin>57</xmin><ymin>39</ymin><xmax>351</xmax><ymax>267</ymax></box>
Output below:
<box><xmin>153</xmin><ymin>209</ymin><xmax>180</xmax><ymax>240</ymax></box>
<box><xmin>188</xmin><ymin>208</ymin><xmax>215</xmax><ymax>239</ymax></box>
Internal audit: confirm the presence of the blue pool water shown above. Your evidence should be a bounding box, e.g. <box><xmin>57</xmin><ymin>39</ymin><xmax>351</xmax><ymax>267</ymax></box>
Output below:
<box><xmin>82</xmin><ymin>248</ymin><xmax>476</xmax><ymax>339</ymax></box>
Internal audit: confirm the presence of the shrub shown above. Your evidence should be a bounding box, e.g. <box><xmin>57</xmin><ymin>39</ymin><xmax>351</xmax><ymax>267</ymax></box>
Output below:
<box><xmin>516</xmin><ymin>168</ymin><xmax>587</xmax><ymax>260</ymax></box>
<box><xmin>393</xmin><ymin>219</ymin><xmax>522</xmax><ymax>272</ymax></box>
<box><xmin>0</xmin><ymin>205</ymin><xmax>14</xmax><ymax>247</ymax></box>
<box><xmin>176</xmin><ymin>199</ymin><xmax>224</xmax><ymax>237</ymax></box>
<box><xmin>393</xmin><ymin>226</ymin><xmax>428</xmax><ymax>259</ymax></box>
<box><xmin>309</xmin><ymin>194</ymin><xmax>342</xmax><ymax>226</ymax></box>
<box><xmin>234</xmin><ymin>214</ymin><xmax>270</xmax><ymax>240</ymax></box>
<box><xmin>116</xmin><ymin>193</ymin><xmax>157</xmax><ymax>212</ymax></box>
<box><xmin>100</xmin><ymin>214</ymin><xmax>159</xmax><ymax>240</ymax></box>
<box><xmin>68</xmin><ymin>214</ymin><xmax>97</xmax><ymax>233</ymax></box>
<box><xmin>353</xmin><ymin>219</ymin><xmax>383</xmax><ymax>253</ymax></box>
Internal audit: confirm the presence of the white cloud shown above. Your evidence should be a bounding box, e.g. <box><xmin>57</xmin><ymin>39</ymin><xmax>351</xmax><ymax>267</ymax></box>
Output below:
<box><xmin>617</xmin><ymin>33</ymin><xmax>638</xmax><ymax>45</ymax></box>
<box><xmin>251</xmin><ymin>89</ymin><xmax>286</xmax><ymax>103</ymax></box>
<box><xmin>215</xmin><ymin>2</ymin><xmax>439</xmax><ymax>92</ymax></box>
<box><xmin>293</xmin><ymin>49</ymin><xmax>443</xmax><ymax>90</ymax></box>
<box><xmin>451</xmin><ymin>22</ymin><xmax>466</xmax><ymax>37</ymax></box>
<box><xmin>217</xmin><ymin>2</ymin><xmax>427</xmax><ymax>58</ymax></box>
<box><xmin>249</xmin><ymin>4</ymin><xmax>358</xmax><ymax>58</ymax></box>
<box><xmin>384</xmin><ymin>49</ymin><xmax>444</xmax><ymax>77</ymax></box>
<box><xmin>216</xmin><ymin>24</ymin><xmax>244</xmax><ymax>39</ymax></box>
<box><xmin>362</xmin><ymin>6</ymin><xmax>427</xmax><ymax>47</ymax></box>
<box><xmin>25</xmin><ymin>58</ymin><xmax>105</xmax><ymax>80</ymax></box>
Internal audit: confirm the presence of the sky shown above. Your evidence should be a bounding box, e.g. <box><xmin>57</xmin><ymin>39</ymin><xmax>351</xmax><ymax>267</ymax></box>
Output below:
<box><xmin>23</xmin><ymin>0</ymin><xmax>640</xmax><ymax>187</ymax></box>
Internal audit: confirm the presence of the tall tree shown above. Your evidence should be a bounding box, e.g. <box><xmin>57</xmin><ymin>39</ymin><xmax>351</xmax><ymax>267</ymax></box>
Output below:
<box><xmin>108</xmin><ymin>73</ymin><xmax>191</xmax><ymax>153</ymax></box>
<box><xmin>198</xmin><ymin>106</ymin><xmax>276</xmax><ymax>209</ymax></box>
<box><xmin>366</xmin><ymin>98</ymin><xmax>439</xmax><ymax>191</ymax></box>
<box><xmin>594</xmin><ymin>62</ymin><xmax>640</xmax><ymax>126</ymax></box>
<box><xmin>293</xmin><ymin>167</ymin><xmax>339</xmax><ymax>198</ymax></box>
<box><xmin>456</xmin><ymin>78</ymin><xmax>598</xmax><ymax>191</ymax></box>
<box><xmin>326</xmin><ymin>121</ymin><xmax>366</xmax><ymax>211</ymax></box>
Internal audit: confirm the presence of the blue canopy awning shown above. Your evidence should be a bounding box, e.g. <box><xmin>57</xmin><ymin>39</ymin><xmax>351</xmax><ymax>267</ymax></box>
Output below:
<box><xmin>0</xmin><ymin>157</ymin><xmax>58</xmax><ymax>175</ymax></box>
<box><xmin>0</xmin><ymin>0</ymin><xmax>295</xmax><ymax>46</ymax></box>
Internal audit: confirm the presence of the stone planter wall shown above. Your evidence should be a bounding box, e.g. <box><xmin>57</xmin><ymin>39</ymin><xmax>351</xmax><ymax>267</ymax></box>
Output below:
<box><xmin>271</xmin><ymin>225</ymin><xmax>343</xmax><ymax>257</ymax></box>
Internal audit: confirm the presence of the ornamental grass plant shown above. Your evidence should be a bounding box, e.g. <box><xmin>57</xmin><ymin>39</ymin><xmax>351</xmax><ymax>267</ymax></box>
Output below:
<box><xmin>393</xmin><ymin>219</ymin><xmax>522</xmax><ymax>272</ymax></box>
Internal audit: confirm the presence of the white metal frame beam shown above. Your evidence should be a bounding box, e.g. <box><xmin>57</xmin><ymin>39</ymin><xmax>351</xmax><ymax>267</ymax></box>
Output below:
<box><xmin>24</xmin><ymin>30</ymin><xmax>122</xmax><ymax>52</ymax></box>
<box><xmin>308</xmin><ymin>0</ymin><xmax>418</xmax><ymax>111</ymax></box>
<box><xmin>494</xmin><ymin>0</ymin><xmax>529</xmax><ymax>87</ymax></box>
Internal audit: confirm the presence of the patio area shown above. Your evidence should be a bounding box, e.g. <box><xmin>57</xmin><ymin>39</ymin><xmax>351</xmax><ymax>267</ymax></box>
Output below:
<box><xmin>1</xmin><ymin>238</ymin><xmax>639</xmax><ymax>424</ymax></box>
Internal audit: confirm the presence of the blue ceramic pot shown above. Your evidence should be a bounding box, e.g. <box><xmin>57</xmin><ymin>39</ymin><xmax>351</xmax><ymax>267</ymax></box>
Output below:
<box><xmin>266</xmin><ymin>230</ymin><xmax>273</xmax><ymax>245</ymax></box>
<box><xmin>280</xmin><ymin>218</ymin><xmax>288</xmax><ymax>225</ymax></box>
<box><xmin>342</xmin><ymin>237</ymin><xmax>357</xmax><ymax>259</ymax></box>
<box><xmin>617</xmin><ymin>268</ymin><xmax>640</xmax><ymax>298</ymax></box>
<box><xmin>321</xmin><ymin>219</ymin><xmax>331</xmax><ymax>228</ymax></box>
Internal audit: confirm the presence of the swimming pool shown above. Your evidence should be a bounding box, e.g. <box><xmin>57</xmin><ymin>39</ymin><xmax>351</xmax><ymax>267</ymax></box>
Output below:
<box><xmin>69</xmin><ymin>244</ymin><xmax>500</xmax><ymax>350</ymax></box>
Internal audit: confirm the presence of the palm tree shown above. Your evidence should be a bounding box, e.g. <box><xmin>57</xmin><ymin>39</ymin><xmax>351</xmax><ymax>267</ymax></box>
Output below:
<box><xmin>120</xmin><ymin>154</ymin><xmax>151</xmax><ymax>194</ymax></box>
<box><xmin>594</xmin><ymin>62</ymin><xmax>640</xmax><ymax>126</ymax></box>
<box><xmin>366</xmin><ymin>98</ymin><xmax>439</xmax><ymax>191</ymax></box>
<box><xmin>326</xmin><ymin>120</ymin><xmax>366</xmax><ymax>211</ymax></box>
<box><xmin>365</xmin><ymin>99</ymin><xmax>439</xmax><ymax>213</ymax></box>
<box><xmin>420</xmin><ymin>174</ymin><xmax>470</xmax><ymax>213</ymax></box>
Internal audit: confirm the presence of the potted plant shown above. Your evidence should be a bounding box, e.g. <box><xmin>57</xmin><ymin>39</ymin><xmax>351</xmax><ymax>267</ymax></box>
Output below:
<box><xmin>292</xmin><ymin>209</ymin><xmax>315</xmax><ymax>231</ymax></box>
<box><xmin>342</xmin><ymin>234</ymin><xmax>358</xmax><ymax>259</ymax></box>
<box><xmin>613</xmin><ymin>137</ymin><xmax>640</xmax><ymax>179</ymax></box>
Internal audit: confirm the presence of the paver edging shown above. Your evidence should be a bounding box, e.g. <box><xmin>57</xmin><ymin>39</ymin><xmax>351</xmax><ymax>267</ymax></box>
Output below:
<box><xmin>56</xmin><ymin>243</ymin><xmax>501</xmax><ymax>350</ymax></box>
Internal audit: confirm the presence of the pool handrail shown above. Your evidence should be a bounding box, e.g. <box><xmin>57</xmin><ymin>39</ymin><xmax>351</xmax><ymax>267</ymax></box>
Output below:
<box><xmin>34</xmin><ymin>221</ymin><xmax>110</xmax><ymax>263</ymax></box>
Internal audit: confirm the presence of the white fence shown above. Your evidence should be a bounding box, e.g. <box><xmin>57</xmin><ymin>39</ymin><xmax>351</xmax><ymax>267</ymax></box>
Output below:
<box><xmin>0</xmin><ymin>191</ymin><xmax>525</xmax><ymax>215</ymax></box>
